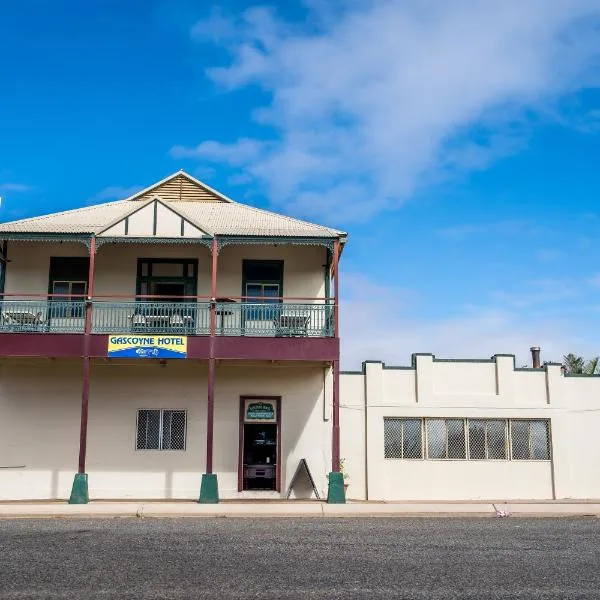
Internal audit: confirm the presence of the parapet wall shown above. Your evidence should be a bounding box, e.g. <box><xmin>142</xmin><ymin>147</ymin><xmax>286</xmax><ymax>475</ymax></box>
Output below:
<box><xmin>340</xmin><ymin>355</ymin><xmax>600</xmax><ymax>501</ymax></box>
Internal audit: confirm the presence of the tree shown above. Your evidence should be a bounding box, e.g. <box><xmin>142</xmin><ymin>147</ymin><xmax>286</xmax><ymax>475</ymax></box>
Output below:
<box><xmin>562</xmin><ymin>353</ymin><xmax>600</xmax><ymax>375</ymax></box>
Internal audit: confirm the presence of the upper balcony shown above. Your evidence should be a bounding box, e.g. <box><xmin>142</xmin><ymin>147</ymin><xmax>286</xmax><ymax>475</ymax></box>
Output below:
<box><xmin>0</xmin><ymin>296</ymin><xmax>334</xmax><ymax>338</ymax></box>
<box><xmin>0</xmin><ymin>171</ymin><xmax>344</xmax><ymax>360</ymax></box>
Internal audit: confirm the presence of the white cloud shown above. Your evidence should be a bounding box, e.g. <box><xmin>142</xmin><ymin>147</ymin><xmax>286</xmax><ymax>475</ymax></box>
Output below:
<box><xmin>340</xmin><ymin>272</ymin><xmax>593</xmax><ymax>369</ymax></box>
<box><xmin>0</xmin><ymin>183</ymin><xmax>31</xmax><ymax>193</ymax></box>
<box><xmin>171</xmin><ymin>139</ymin><xmax>265</xmax><ymax>166</ymax></box>
<box><xmin>178</xmin><ymin>0</ymin><xmax>600</xmax><ymax>220</ymax></box>
<box><xmin>88</xmin><ymin>185</ymin><xmax>143</xmax><ymax>204</ymax></box>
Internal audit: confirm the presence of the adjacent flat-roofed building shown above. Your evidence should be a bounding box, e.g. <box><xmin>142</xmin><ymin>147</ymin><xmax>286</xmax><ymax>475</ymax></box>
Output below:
<box><xmin>0</xmin><ymin>171</ymin><xmax>347</xmax><ymax>503</ymax></box>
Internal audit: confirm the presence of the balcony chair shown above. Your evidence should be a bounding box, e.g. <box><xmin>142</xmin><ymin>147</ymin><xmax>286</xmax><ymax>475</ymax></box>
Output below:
<box><xmin>1</xmin><ymin>309</ymin><xmax>44</xmax><ymax>331</ymax></box>
<box><xmin>273</xmin><ymin>313</ymin><xmax>310</xmax><ymax>337</ymax></box>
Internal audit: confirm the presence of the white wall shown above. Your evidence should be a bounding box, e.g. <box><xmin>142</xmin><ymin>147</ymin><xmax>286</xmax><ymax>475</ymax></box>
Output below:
<box><xmin>340</xmin><ymin>355</ymin><xmax>600</xmax><ymax>502</ymax></box>
<box><xmin>0</xmin><ymin>360</ymin><xmax>331</xmax><ymax>500</ymax></box>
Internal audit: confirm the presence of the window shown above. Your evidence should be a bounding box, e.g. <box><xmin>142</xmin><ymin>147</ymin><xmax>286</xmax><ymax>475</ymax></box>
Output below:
<box><xmin>136</xmin><ymin>409</ymin><xmax>187</xmax><ymax>450</ymax></box>
<box><xmin>384</xmin><ymin>418</ymin><xmax>423</xmax><ymax>459</ymax></box>
<box><xmin>136</xmin><ymin>259</ymin><xmax>198</xmax><ymax>299</ymax></box>
<box><xmin>510</xmin><ymin>420</ymin><xmax>550</xmax><ymax>460</ymax></box>
<box><xmin>48</xmin><ymin>257</ymin><xmax>89</xmax><ymax>317</ymax></box>
<box><xmin>427</xmin><ymin>418</ymin><xmax>466</xmax><ymax>459</ymax></box>
<box><xmin>242</xmin><ymin>260</ymin><xmax>283</xmax><ymax>320</ymax></box>
<box><xmin>383</xmin><ymin>417</ymin><xmax>549</xmax><ymax>462</ymax></box>
<box><xmin>468</xmin><ymin>419</ymin><xmax>507</xmax><ymax>460</ymax></box>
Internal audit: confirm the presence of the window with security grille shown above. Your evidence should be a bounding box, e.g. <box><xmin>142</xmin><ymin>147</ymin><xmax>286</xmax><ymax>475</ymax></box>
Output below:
<box><xmin>384</xmin><ymin>418</ymin><xmax>423</xmax><ymax>459</ymax></box>
<box><xmin>136</xmin><ymin>409</ymin><xmax>187</xmax><ymax>450</ymax></box>
<box><xmin>426</xmin><ymin>418</ymin><xmax>466</xmax><ymax>459</ymax></box>
<box><xmin>468</xmin><ymin>419</ymin><xmax>508</xmax><ymax>460</ymax></box>
<box><xmin>510</xmin><ymin>419</ymin><xmax>550</xmax><ymax>460</ymax></box>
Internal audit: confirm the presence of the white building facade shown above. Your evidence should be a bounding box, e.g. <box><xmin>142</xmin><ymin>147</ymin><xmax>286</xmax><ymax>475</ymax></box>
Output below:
<box><xmin>0</xmin><ymin>172</ymin><xmax>599</xmax><ymax>503</ymax></box>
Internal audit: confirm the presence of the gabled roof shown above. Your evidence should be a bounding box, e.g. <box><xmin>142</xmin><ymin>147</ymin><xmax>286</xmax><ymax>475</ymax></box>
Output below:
<box><xmin>0</xmin><ymin>171</ymin><xmax>345</xmax><ymax>239</ymax></box>
<box><xmin>123</xmin><ymin>171</ymin><xmax>233</xmax><ymax>204</ymax></box>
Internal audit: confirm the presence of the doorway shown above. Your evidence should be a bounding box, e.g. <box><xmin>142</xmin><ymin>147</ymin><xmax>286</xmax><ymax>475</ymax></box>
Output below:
<box><xmin>238</xmin><ymin>397</ymin><xmax>281</xmax><ymax>492</ymax></box>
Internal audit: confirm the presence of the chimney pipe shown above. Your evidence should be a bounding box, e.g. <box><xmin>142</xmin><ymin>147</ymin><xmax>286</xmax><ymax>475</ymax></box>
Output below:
<box><xmin>530</xmin><ymin>346</ymin><xmax>541</xmax><ymax>369</ymax></box>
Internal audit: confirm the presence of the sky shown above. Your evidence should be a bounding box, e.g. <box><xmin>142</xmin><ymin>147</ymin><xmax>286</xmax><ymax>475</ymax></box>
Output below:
<box><xmin>1</xmin><ymin>0</ymin><xmax>600</xmax><ymax>368</ymax></box>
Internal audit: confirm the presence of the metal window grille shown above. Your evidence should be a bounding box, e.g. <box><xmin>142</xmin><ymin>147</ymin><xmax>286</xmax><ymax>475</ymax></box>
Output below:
<box><xmin>426</xmin><ymin>418</ymin><xmax>466</xmax><ymax>459</ymax></box>
<box><xmin>510</xmin><ymin>419</ymin><xmax>550</xmax><ymax>460</ymax></box>
<box><xmin>468</xmin><ymin>419</ymin><xmax>507</xmax><ymax>460</ymax></box>
<box><xmin>384</xmin><ymin>418</ymin><xmax>423</xmax><ymax>459</ymax></box>
<box><xmin>136</xmin><ymin>409</ymin><xmax>187</xmax><ymax>450</ymax></box>
<box><xmin>383</xmin><ymin>417</ymin><xmax>550</xmax><ymax>461</ymax></box>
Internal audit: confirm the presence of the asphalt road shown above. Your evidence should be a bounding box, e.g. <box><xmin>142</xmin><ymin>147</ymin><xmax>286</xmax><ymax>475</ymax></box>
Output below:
<box><xmin>1</xmin><ymin>518</ymin><xmax>599</xmax><ymax>599</ymax></box>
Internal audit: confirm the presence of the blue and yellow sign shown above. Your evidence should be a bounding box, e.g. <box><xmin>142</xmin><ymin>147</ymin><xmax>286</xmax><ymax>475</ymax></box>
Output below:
<box><xmin>107</xmin><ymin>335</ymin><xmax>187</xmax><ymax>359</ymax></box>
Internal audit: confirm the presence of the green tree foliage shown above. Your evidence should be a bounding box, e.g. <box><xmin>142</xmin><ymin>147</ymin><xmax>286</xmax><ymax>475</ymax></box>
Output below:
<box><xmin>562</xmin><ymin>353</ymin><xmax>600</xmax><ymax>375</ymax></box>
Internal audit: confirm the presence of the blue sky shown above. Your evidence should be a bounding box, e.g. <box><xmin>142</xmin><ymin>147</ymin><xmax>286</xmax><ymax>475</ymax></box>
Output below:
<box><xmin>2</xmin><ymin>0</ymin><xmax>600</xmax><ymax>367</ymax></box>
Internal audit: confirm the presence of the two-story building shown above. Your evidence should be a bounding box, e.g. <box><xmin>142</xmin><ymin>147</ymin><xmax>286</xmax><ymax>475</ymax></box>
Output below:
<box><xmin>0</xmin><ymin>171</ymin><xmax>347</xmax><ymax>503</ymax></box>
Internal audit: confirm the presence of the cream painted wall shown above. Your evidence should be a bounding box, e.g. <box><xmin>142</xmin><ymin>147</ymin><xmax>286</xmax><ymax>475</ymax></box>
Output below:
<box><xmin>3</xmin><ymin>241</ymin><xmax>327</xmax><ymax>300</ymax></box>
<box><xmin>4</xmin><ymin>351</ymin><xmax>600</xmax><ymax>503</ymax></box>
<box><xmin>0</xmin><ymin>360</ymin><xmax>331</xmax><ymax>500</ymax></box>
<box><xmin>341</xmin><ymin>357</ymin><xmax>600</xmax><ymax>502</ymax></box>
<box><xmin>4</xmin><ymin>242</ymin><xmax>88</xmax><ymax>298</ymax></box>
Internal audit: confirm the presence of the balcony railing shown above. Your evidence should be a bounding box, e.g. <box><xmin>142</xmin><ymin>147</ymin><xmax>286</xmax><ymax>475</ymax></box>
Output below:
<box><xmin>0</xmin><ymin>297</ymin><xmax>335</xmax><ymax>338</ymax></box>
<box><xmin>0</xmin><ymin>299</ymin><xmax>86</xmax><ymax>333</ymax></box>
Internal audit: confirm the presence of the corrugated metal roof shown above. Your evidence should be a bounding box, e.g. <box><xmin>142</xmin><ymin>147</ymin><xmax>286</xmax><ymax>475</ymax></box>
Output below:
<box><xmin>0</xmin><ymin>171</ymin><xmax>345</xmax><ymax>238</ymax></box>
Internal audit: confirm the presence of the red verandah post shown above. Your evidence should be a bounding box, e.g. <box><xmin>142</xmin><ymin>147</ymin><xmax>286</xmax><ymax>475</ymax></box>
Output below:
<box><xmin>332</xmin><ymin>240</ymin><xmax>341</xmax><ymax>473</ymax></box>
<box><xmin>69</xmin><ymin>235</ymin><xmax>96</xmax><ymax>504</ymax></box>
<box><xmin>200</xmin><ymin>236</ymin><xmax>219</xmax><ymax>503</ymax></box>
<box><xmin>327</xmin><ymin>239</ymin><xmax>345</xmax><ymax>503</ymax></box>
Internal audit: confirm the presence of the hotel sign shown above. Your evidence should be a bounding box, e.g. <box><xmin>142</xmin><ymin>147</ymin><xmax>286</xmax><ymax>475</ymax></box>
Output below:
<box><xmin>245</xmin><ymin>400</ymin><xmax>277</xmax><ymax>423</ymax></box>
<box><xmin>107</xmin><ymin>335</ymin><xmax>187</xmax><ymax>359</ymax></box>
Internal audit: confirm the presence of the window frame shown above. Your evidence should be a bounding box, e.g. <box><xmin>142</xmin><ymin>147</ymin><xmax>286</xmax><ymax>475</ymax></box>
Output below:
<box><xmin>136</xmin><ymin>258</ymin><xmax>198</xmax><ymax>300</ymax></box>
<box><xmin>509</xmin><ymin>419</ymin><xmax>550</xmax><ymax>461</ymax></box>
<box><xmin>241</xmin><ymin>260</ymin><xmax>284</xmax><ymax>300</ymax></box>
<box><xmin>383</xmin><ymin>417</ymin><xmax>424</xmax><ymax>460</ymax></box>
<box><xmin>135</xmin><ymin>408</ymin><xmax>187</xmax><ymax>451</ymax></box>
<box><xmin>468</xmin><ymin>418</ymin><xmax>509</xmax><ymax>461</ymax></box>
<box><xmin>383</xmin><ymin>417</ymin><xmax>549</xmax><ymax>462</ymax></box>
<box><xmin>241</xmin><ymin>259</ymin><xmax>284</xmax><ymax>321</ymax></box>
<box><xmin>425</xmin><ymin>418</ymin><xmax>467</xmax><ymax>460</ymax></box>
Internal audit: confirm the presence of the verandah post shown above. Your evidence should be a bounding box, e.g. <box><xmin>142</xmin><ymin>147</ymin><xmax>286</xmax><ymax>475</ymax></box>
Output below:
<box><xmin>69</xmin><ymin>235</ymin><xmax>96</xmax><ymax>504</ymax></box>
<box><xmin>327</xmin><ymin>239</ymin><xmax>345</xmax><ymax>503</ymax></box>
<box><xmin>200</xmin><ymin>236</ymin><xmax>219</xmax><ymax>503</ymax></box>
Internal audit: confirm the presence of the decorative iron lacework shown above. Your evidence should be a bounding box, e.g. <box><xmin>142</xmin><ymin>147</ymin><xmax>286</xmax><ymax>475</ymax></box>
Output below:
<box><xmin>0</xmin><ymin>233</ymin><xmax>340</xmax><ymax>253</ymax></box>
<box><xmin>217</xmin><ymin>236</ymin><xmax>337</xmax><ymax>252</ymax></box>
<box><xmin>0</xmin><ymin>234</ymin><xmax>92</xmax><ymax>250</ymax></box>
<box><xmin>95</xmin><ymin>236</ymin><xmax>214</xmax><ymax>250</ymax></box>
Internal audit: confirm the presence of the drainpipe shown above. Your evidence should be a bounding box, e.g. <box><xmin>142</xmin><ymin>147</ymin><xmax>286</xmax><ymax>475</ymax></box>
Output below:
<box><xmin>530</xmin><ymin>346</ymin><xmax>541</xmax><ymax>369</ymax></box>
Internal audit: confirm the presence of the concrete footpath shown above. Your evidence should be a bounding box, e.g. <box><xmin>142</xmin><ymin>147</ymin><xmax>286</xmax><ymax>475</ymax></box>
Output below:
<box><xmin>1</xmin><ymin>500</ymin><xmax>600</xmax><ymax>518</ymax></box>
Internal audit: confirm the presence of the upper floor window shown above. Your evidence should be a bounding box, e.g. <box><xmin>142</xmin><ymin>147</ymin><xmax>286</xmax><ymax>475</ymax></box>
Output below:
<box><xmin>242</xmin><ymin>260</ymin><xmax>284</xmax><ymax>320</ymax></box>
<box><xmin>48</xmin><ymin>257</ymin><xmax>89</xmax><ymax>317</ymax></box>
<box><xmin>136</xmin><ymin>259</ymin><xmax>198</xmax><ymax>301</ymax></box>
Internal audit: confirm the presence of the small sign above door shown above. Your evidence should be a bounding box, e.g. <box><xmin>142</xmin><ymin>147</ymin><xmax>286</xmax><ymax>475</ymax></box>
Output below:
<box><xmin>245</xmin><ymin>400</ymin><xmax>277</xmax><ymax>423</ymax></box>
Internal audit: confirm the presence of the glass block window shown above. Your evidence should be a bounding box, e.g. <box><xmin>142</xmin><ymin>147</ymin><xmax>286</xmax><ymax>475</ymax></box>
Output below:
<box><xmin>384</xmin><ymin>418</ymin><xmax>423</xmax><ymax>459</ymax></box>
<box><xmin>136</xmin><ymin>409</ymin><xmax>187</xmax><ymax>450</ymax></box>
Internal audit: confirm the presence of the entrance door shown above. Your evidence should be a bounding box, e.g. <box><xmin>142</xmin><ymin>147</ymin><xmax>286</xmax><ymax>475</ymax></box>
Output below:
<box><xmin>238</xmin><ymin>397</ymin><xmax>281</xmax><ymax>492</ymax></box>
